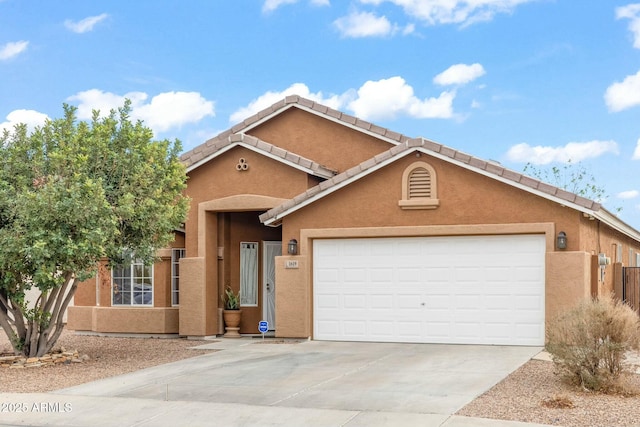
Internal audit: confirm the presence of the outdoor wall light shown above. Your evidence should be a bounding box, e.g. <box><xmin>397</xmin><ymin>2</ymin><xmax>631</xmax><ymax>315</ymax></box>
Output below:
<box><xmin>556</xmin><ymin>231</ymin><xmax>567</xmax><ymax>250</ymax></box>
<box><xmin>287</xmin><ymin>239</ymin><xmax>298</xmax><ymax>255</ymax></box>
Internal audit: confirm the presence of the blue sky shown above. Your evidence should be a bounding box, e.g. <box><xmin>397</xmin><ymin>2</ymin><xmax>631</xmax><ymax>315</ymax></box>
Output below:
<box><xmin>2</xmin><ymin>1</ymin><xmax>640</xmax><ymax>228</ymax></box>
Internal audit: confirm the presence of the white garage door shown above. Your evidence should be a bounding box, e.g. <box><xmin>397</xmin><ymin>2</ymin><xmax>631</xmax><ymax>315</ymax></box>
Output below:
<box><xmin>313</xmin><ymin>235</ymin><xmax>545</xmax><ymax>346</ymax></box>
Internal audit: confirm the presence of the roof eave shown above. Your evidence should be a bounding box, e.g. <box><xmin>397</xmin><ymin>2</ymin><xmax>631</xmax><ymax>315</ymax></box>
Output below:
<box><xmin>262</xmin><ymin>145</ymin><xmax>640</xmax><ymax>243</ymax></box>
<box><xmin>186</xmin><ymin>139</ymin><xmax>335</xmax><ymax>179</ymax></box>
<box><xmin>592</xmin><ymin>208</ymin><xmax>640</xmax><ymax>243</ymax></box>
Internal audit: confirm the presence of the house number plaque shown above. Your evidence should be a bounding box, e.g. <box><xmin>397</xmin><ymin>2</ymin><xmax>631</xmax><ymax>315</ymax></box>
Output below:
<box><xmin>285</xmin><ymin>260</ymin><xmax>299</xmax><ymax>269</ymax></box>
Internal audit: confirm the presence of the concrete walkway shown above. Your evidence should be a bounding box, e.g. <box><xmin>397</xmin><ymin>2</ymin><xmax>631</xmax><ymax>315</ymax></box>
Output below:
<box><xmin>0</xmin><ymin>338</ymin><xmax>555</xmax><ymax>427</ymax></box>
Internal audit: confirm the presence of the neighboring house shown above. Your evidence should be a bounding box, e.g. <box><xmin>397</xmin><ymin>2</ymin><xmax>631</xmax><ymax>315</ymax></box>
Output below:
<box><xmin>68</xmin><ymin>96</ymin><xmax>640</xmax><ymax>346</ymax></box>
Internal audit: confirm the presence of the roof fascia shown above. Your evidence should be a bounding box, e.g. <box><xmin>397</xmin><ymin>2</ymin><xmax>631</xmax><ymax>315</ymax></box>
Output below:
<box><xmin>264</xmin><ymin>146</ymin><xmax>616</xmax><ymax>232</ymax></box>
<box><xmin>422</xmin><ymin>149</ymin><xmax>640</xmax><ymax>240</ymax></box>
<box><xmin>592</xmin><ymin>209</ymin><xmax>640</xmax><ymax>242</ymax></box>
<box><xmin>420</xmin><ymin>148</ymin><xmax>600</xmax><ymax>216</ymax></box>
<box><xmin>188</xmin><ymin>141</ymin><xmax>334</xmax><ymax>179</ymax></box>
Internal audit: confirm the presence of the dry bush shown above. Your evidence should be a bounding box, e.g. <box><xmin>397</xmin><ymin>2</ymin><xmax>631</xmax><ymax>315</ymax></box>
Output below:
<box><xmin>546</xmin><ymin>294</ymin><xmax>640</xmax><ymax>392</ymax></box>
<box><xmin>541</xmin><ymin>394</ymin><xmax>575</xmax><ymax>409</ymax></box>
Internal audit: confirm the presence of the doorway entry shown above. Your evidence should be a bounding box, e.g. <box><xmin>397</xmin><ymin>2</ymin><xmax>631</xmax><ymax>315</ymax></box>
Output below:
<box><xmin>262</xmin><ymin>241</ymin><xmax>282</xmax><ymax>330</ymax></box>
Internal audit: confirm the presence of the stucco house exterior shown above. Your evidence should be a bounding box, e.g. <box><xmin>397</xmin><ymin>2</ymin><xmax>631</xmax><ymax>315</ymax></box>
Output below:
<box><xmin>68</xmin><ymin>96</ymin><xmax>640</xmax><ymax>346</ymax></box>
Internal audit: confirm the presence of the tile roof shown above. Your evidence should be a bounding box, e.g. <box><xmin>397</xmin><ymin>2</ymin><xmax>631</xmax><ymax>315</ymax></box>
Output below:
<box><xmin>182</xmin><ymin>132</ymin><xmax>337</xmax><ymax>179</ymax></box>
<box><xmin>178</xmin><ymin>95</ymin><xmax>639</xmax><ymax>241</ymax></box>
<box><xmin>180</xmin><ymin>95</ymin><xmax>411</xmax><ymax>171</ymax></box>
<box><xmin>259</xmin><ymin>137</ymin><xmax>603</xmax><ymax>225</ymax></box>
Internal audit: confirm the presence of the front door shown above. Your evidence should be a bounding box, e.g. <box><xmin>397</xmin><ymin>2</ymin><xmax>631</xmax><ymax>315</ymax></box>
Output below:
<box><xmin>262</xmin><ymin>241</ymin><xmax>281</xmax><ymax>330</ymax></box>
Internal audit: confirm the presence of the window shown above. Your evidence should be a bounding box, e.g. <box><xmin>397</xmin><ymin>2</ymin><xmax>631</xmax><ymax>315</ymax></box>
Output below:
<box><xmin>112</xmin><ymin>259</ymin><xmax>153</xmax><ymax>306</ymax></box>
<box><xmin>171</xmin><ymin>249</ymin><xmax>185</xmax><ymax>306</ymax></box>
<box><xmin>398</xmin><ymin>161</ymin><xmax>440</xmax><ymax>210</ymax></box>
<box><xmin>240</xmin><ymin>242</ymin><xmax>258</xmax><ymax>306</ymax></box>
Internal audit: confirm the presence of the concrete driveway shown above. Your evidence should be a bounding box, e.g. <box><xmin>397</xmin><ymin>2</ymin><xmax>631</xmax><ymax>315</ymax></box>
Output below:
<box><xmin>7</xmin><ymin>337</ymin><xmax>542</xmax><ymax>427</ymax></box>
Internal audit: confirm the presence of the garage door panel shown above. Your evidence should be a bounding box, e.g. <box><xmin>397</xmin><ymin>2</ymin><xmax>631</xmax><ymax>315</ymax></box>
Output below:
<box><xmin>316</xmin><ymin>320</ymin><xmax>340</xmax><ymax>335</ymax></box>
<box><xmin>316</xmin><ymin>293</ymin><xmax>340</xmax><ymax>309</ymax></box>
<box><xmin>454</xmin><ymin>267</ymin><xmax>484</xmax><ymax>282</ymax></box>
<box><xmin>371</xmin><ymin>268</ymin><xmax>393</xmax><ymax>282</ymax></box>
<box><xmin>343</xmin><ymin>294</ymin><xmax>366</xmax><ymax>309</ymax></box>
<box><xmin>343</xmin><ymin>268</ymin><xmax>366</xmax><ymax>283</ymax></box>
<box><xmin>343</xmin><ymin>321</ymin><xmax>367</xmax><ymax>336</ymax></box>
<box><xmin>315</xmin><ymin>268</ymin><xmax>339</xmax><ymax>283</ymax></box>
<box><xmin>314</xmin><ymin>235</ymin><xmax>545</xmax><ymax>346</ymax></box>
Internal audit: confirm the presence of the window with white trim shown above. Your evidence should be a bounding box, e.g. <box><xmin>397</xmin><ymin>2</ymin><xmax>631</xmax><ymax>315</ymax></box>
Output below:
<box><xmin>398</xmin><ymin>161</ymin><xmax>440</xmax><ymax>210</ymax></box>
<box><xmin>171</xmin><ymin>249</ymin><xmax>185</xmax><ymax>306</ymax></box>
<box><xmin>112</xmin><ymin>259</ymin><xmax>153</xmax><ymax>306</ymax></box>
<box><xmin>240</xmin><ymin>242</ymin><xmax>258</xmax><ymax>306</ymax></box>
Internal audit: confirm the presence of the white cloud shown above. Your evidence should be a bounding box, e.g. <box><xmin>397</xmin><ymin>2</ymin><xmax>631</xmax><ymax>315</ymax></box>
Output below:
<box><xmin>633</xmin><ymin>138</ymin><xmax>640</xmax><ymax>160</ymax></box>
<box><xmin>334</xmin><ymin>11</ymin><xmax>395</xmax><ymax>38</ymax></box>
<box><xmin>618</xmin><ymin>190</ymin><xmax>640</xmax><ymax>199</ymax></box>
<box><xmin>359</xmin><ymin>0</ymin><xmax>534</xmax><ymax>27</ymax></box>
<box><xmin>506</xmin><ymin>140</ymin><xmax>619</xmax><ymax>164</ymax></box>
<box><xmin>134</xmin><ymin>92</ymin><xmax>216</xmax><ymax>132</ymax></box>
<box><xmin>402</xmin><ymin>23</ymin><xmax>416</xmax><ymax>35</ymax></box>
<box><xmin>231</xmin><ymin>77</ymin><xmax>457</xmax><ymax>124</ymax></box>
<box><xmin>0</xmin><ymin>109</ymin><xmax>49</xmax><ymax>134</ymax></box>
<box><xmin>433</xmin><ymin>63</ymin><xmax>486</xmax><ymax>86</ymax></box>
<box><xmin>0</xmin><ymin>40</ymin><xmax>28</xmax><ymax>60</ymax></box>
<box><xmin>263</xmin><ymin>0</ymin><xmax>326</xmax><ymax>12</ymax></box>
<box><xmin>67</xmin><ymin>89</ymin><xmax>147</xmax><ymax>120</ymax></box>
<box><xmin>64</xmin><ymin>13</ymin><xmax>109</xmax><ymax>34</ymax></box>
<box><xmin>67</xmin><ymin>89</ymin><xmax>215</xmax><ymax>134</ymax></box>
<box><xmin>616</xmin><ymin>3</ymin><xmax>640</xmax><ymax>49</ymax></box>
<box><xmin>263</xmin><ymin>0</ymin><xmax>298</xmax><ymax>12</ymax></box>
<box><xmin>229</xmin><ymin>83</ymin><xmax>347</xmax><ymax>123</ymax></box>
<box><xmin>348</xmin><ymin>76</ymin><xmax>455</xmax><ymax>120</ymax></box>
<box><xmin>605</xmin><ymin>70</ymin><xmax>640</xmax><ymax>112</ymax></box>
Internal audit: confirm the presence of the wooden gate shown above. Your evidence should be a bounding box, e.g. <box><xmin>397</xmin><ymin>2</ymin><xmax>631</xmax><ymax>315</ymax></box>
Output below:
<box><xmin>623</xmin><ymin>267</ymin><xmax>640</xmax><ymax>314</ymax></box>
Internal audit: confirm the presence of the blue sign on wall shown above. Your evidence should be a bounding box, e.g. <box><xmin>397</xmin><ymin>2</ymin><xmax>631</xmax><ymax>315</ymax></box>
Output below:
<box><xmin>258</xmin><ymin>321</ymin><xmax>269</xmax><ymax>333</ymax></box>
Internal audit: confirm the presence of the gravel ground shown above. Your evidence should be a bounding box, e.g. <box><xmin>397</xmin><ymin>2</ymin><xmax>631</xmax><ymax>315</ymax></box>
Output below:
<box><xmin>458</xmin><ymin>359</ymin><xmax>640</xmax><ymax>427</ymax></box>
<box><xmin>0</xmin><ymin>329</ymin><xmax>215</xmax><ymax>393</ymax></box>
<box><xmin>3</xmin><ymin>331</ymin><xmax>640</xmax><ymax>427</ymax></box>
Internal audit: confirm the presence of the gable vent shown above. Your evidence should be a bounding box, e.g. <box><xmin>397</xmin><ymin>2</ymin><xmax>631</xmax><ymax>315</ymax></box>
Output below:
<box><xmin>409</xmin><ymin>168</ymin><xmax>431</xmax><ymax>198</ymax></box>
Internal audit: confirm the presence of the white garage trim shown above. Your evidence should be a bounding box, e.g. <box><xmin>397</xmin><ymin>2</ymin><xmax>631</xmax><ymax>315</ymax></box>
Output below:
<box><xmin>313</xmin><ymin>235</ymin><xmax>545</xmax><ymax>346</ymax></box>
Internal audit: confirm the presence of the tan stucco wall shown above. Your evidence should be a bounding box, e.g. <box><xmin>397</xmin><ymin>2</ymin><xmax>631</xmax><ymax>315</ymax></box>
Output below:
<box><xmin>67</xmin><ymin>306</ymin><xmax>92</xmax><ymax>330</ymax></box>
<box><xmin>274</xmin><ymin>255</ymin><xmax>309</xmax><ymax>338</ymax></box>
<box><xmin>577</xmin><ymin>216</ymin><xmax>640</xmax><ymax>298</ymax></box>
<box><xmin>546</xmin><ymin>251</ymin><xmax>592</xmax><ymax>322</ymax></box>
<box><xmin>178</xmin><ymin>257</ymin><xmax>209</xmax><ymax>336</ymax></box>
<box><xmin>247</xmin><ymin>108</ymin><xmax>394</xmax><ymax>174</ymax></box>
<box><xmin>67</xmin><ymin>306</ymin><xmax>178</xmax><ymax>334</ymax></box>
<box><xmin>281</xmin><ymin>155</ymin><xmax>577</xmax><ymax>240</ymax></box>
<box><xmin>185</xmin><ymin>146</ymin><xmax>311</xmax><ymax>258</ymax></box>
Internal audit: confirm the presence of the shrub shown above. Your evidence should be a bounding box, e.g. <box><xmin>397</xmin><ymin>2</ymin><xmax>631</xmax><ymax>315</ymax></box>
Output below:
<box><xmin>541</xmin><ymin>394</ymin><xmax>574</xmax><ymax>409</ymax></box>
<box><xmin>546</xmin><ymin>293</ymin><xmax>640</xmax><ymax>392</ymax></box>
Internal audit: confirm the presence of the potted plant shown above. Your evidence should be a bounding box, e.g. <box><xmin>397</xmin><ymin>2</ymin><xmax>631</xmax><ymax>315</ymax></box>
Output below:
<box><xmin>222</xmin><ymin>286</ymin><xmax>242</xmax><ymax>338</ymax></box>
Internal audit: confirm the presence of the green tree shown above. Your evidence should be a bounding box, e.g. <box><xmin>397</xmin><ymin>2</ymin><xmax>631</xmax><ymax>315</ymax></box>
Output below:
<box><xmin>0</xmin><ymin>101</ymin><xmax>189</xmax><ymax>357</ymax></box>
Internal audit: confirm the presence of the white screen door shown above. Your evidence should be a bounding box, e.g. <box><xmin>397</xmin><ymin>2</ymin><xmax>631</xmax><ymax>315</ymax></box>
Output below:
<box><xmin>263</xmin><ymin>241</ymin><xmax>282</xmax><ymax>330</ymax></box>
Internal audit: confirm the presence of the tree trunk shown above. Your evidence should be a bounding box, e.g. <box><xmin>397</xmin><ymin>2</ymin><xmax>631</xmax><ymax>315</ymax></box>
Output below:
<box><xmin>0</xmin><ymin>273</ymin><xmax>78</xmax><ymax>357</ymax></box>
